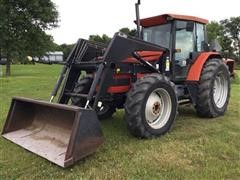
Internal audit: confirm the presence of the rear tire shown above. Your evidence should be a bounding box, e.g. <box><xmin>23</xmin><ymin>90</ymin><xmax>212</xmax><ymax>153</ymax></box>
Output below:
<box><xmin>124</xmin><ymin>74</ymin><xmax>177</xmax><ymax>138</ymax></box>
<box><xmin>195</xmin><ymin>59</ymin><xmax>230</xmax><ymax>117</ymax></box>
<box><xmin>71</xmin><ymin>75</ymin><xmax>116</xmax><ymax>120</ymax></box>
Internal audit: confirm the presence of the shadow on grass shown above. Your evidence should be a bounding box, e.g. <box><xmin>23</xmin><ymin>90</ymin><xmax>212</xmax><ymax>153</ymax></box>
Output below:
<box><xmin>101</xmin><ymin>105</ymin><xmax>200</xmax><ymax>138</ymax></box>
<box><xmin>99</xmin><ymin>105</ymin><xmax>204</xmax><ymax>144</ymax></box>
<box><xmin>178</xmin><ymin>105</ymin><xmax>196</xmax><ymax>117</ymax></box>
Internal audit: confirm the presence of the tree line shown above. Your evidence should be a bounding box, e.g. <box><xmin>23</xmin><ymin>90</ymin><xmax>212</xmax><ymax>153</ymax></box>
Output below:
<box><xmin>0</xmin><ymin>0</ymin><xmax>58</xmax><ymax>76</ymax></box>
<box><xmin>58</xmin><ymin>21</ymin><xmax>240</xmax><ymax>65</ymax></box>
<box><xmin>54</xmin><ymin>28</ymin><xmax>137</xmax><ymax>60</ymax></box>
<box><xmin>207</xmin><ymin>18</ymin><xmax>240</xmax><ymax>61</ymax></box>
<box><xmin>0</xmin><ymin>0</ymin><xmax>239</xmax><ymax>76</ymax></box>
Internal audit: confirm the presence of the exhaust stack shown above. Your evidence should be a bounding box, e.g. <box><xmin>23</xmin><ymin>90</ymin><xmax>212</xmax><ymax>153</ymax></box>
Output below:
<box><xmin>135</xmin><ymin>0</ymin><xmax>141</xmax><ymax>39</ymax></box>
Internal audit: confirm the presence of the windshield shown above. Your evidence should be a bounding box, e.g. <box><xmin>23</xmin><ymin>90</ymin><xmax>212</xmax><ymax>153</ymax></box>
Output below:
<box><xmin>143</xmin><ymin>24</ymin><xmax>171</xmax><ymax>48</ymax></box>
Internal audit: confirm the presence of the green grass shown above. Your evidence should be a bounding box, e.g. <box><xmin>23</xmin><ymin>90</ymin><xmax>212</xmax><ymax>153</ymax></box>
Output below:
<box><xmin>235</xmin><ymin>63</ymin><xmax>240</xmax><ymax>70</ymax></box>
<box><xmin>0</xmin><ymin>64</ymin><xmax>240</xmax><ymax>179</ymax></box>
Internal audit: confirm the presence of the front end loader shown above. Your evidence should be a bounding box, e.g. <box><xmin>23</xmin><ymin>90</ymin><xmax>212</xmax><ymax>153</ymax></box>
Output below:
<box><xmin>2</xmin><ymin>1</ymin><xmax>234</xmax><ymax>168</ymax></box>
<box><xmin>2</xmin><ymin>33</ymin><xmax>169</xmax><ymax>167</ymax></box>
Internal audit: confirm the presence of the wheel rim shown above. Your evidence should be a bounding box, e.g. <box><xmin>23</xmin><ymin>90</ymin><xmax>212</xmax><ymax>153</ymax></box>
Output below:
<box><xmin>145</xmin><ymin>88</ymin><xmax>172</xmax><ymax>129</ymax></box>
<box><xmin>213</xmin><ymin>71</ymin><xmax>228</xmax><ymax>108</ymax></box>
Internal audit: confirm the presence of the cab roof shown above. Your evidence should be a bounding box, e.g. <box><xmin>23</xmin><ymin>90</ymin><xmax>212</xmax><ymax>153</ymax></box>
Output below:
<box><xmin>137</xmin><ymin>14</ymin><xmax>208</xmax><ymax>27</ymax></box>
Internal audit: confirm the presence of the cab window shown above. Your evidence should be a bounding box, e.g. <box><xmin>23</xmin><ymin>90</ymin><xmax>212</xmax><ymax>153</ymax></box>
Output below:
<box><xmin>143</xmin><ymin>24</ymin><xmax>171</xmax><ymax>48</ymax></box>
<box><xmin>175</xmin><ymin>21</ymin><xmax>194</xmax><ymax>61</ymax></box>
<box><xmin>196</xmin><ymin>23</ymin><xmax>205</xmax><ymax>51</ymax></box>
<box><xmin>174</xmin><ymin>20</ymin><xmax>195</xmax><ymax>80</ymax></box>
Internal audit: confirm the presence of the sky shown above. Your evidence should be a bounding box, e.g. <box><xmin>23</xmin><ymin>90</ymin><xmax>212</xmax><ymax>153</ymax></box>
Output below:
<box><xmin>48</xmin><ymin>0</ymin><xmax>240</xmax><ymax>44</ymax></box>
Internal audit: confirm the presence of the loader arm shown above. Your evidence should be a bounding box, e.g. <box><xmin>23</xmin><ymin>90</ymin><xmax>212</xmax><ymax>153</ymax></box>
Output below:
<box><xmin>93</xmin><ymin>33</ymin><xmax>167</xmax><ymax>109</ymax></box>
<box><xmin>57</xmin><ymin>40</ymin><xmax>106</xmax><ymax>104</ymax></box>
<box><xmin>57</xmin><ymin>32</ymin><xmax>167</xmax><ymax>110</ymax></box>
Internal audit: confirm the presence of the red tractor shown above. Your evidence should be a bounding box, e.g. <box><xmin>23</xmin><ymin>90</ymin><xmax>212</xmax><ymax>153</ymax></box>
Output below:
<box><xmin>2</xmin><ymin>2</ymin><xmax>234</xmax><ymax>167</ymax></box>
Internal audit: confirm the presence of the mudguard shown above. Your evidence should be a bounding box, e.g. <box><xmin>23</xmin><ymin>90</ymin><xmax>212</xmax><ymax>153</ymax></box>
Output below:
<box><xmin>186</xmin><ymin>52</ymin><xmax>221</xmax><ymax>81</ymax></box>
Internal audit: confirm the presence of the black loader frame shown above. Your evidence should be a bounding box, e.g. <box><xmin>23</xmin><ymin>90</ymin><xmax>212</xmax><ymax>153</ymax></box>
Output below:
<box><xmin>53</xmin><ymin>33</ymin><xmax>168</xmax><ymax>110</ymax></box>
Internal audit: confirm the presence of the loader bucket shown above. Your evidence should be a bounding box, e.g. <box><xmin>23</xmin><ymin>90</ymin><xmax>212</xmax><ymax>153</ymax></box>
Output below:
<box><xmin>2</xmin><ymin>97</ymin><xmax>104</xmax><ymax>168</ymax></box>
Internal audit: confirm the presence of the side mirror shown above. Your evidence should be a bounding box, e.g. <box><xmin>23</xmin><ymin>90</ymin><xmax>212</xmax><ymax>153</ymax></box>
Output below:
<box><xmin>210</xmin><ymin>39</ymin><xmax>222</xmax><ymax>52</ymax></box>
<box><xmin>186</xmin><ymin>21</ymin><xmax>194</xmax><ymax>32</ymax></box>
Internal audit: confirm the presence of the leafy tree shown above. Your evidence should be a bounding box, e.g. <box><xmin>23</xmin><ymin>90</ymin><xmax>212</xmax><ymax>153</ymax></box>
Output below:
<box><xmin>207</xmin><ymin>21</ymin><xmax>235</xmax><ymax>60</ymax></box>
<box><xmin>221</xmin><ymin>17</ymin><xmax>240</xmax><ymax>61</ymax></box>
<box><xmin>119</xmin><ymin>27</ymin><xmax>137</xmax><ymax>37</ymax></box>
<box><xmin>89</xmin><ymin>34</ymin><xmax>111</xmax><ymax>44</ymax></box>
<box><xmin>88</xmin><ymin>28</ymin><xmax>137</xmax><ymax>44</ymax></box>
<box><xmin>218</xmin><ymin>35</ymin><xmax>235</xmax><ymax>59</ymax></box>
<box><xmin>0</xmin><ymin>0</ymin><xmax>58</xmax><ymax>76</ymax></box>
<box><xmin>207</xmin><ymin>21</ymin><xmax>223</xmax><ymax>42</ymax></box>
<box><xmin>57</xmin><ymin>43</ymin><xmax>74</xmax><ymax>60</ymax></box>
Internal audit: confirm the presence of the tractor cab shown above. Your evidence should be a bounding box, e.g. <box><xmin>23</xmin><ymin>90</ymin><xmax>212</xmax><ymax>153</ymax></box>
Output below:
<box><xmin>139</xmin><ymin>14</ymin><xmax>209</xmax><ymax>81</ymax></box>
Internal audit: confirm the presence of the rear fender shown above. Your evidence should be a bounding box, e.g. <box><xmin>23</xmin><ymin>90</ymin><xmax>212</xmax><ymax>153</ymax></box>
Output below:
<box><xmin>186</xmin><ymin>52</ymin><xmax>221</xmax><ymax>81</ymax></box>
<box><xmin>224</xmin><ymin>59</ymin><xmax>235</xmax><ymax>77</ymax></box>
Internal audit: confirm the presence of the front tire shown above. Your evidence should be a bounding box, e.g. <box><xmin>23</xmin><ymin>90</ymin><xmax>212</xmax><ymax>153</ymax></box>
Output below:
<box><xmin>124</xmin><ymin>74</ymin><xmax>177</xmax><ymax>138</ymax></box>
<box><xmin>195</xmin><ymin>59</ymin><xmax>230</xmax><ymax>117</ymax></box>
<box><xmin>71</xmin><ymin>75</ymin><xmax>116</xmax><ymax>120</ymax></box>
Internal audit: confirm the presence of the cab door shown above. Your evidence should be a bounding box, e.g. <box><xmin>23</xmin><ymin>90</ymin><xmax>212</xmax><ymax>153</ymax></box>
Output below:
<box><xmin>173</xmin><ymin>20</ymin><xmax>195</xmax><ymax>81</ymax></box>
